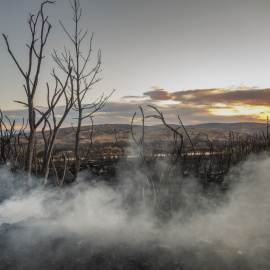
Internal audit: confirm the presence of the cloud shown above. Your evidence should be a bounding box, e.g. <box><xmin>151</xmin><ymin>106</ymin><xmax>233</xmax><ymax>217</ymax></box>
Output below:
<box><xmin>122</xmin><ymin>95</ymin><xmax>146</xmax><ymax>99</ymax></box>
<box><xmin>143</xmin><ymin>88</ymin><xmax>172</xmax><ymax>101</ymax></box>
<box><xmin>121</xmin><ymin>86</ymin><xmax>270</xmax><ymax>123</ymax></box>
<box><xmin>137</xmin><ymin>86</ymin><xmax>270</xmax><ymax>107</ymax></box>
<box><xmin>2</xmin><ymin>86</ymin><xmax>270</xmax><ymax>127</ymax></box>
<box><xmin>171</xmin><ymin>88</ymin><xmax>270</xmax><ymax>106</ymax></box>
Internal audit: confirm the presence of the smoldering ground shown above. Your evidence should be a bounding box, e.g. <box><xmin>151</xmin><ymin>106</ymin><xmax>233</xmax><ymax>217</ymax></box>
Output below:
<box><xmin>0</xmin><ymin>154</ymin><xmax>270</xmax><ymax>269</ymax></box>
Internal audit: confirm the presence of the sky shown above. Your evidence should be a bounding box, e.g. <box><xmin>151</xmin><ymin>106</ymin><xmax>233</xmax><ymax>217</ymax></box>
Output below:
<box><xmin>1</xmin><ymin>0</ymin><xmax>270</xmax><ymax>126</ymax></box>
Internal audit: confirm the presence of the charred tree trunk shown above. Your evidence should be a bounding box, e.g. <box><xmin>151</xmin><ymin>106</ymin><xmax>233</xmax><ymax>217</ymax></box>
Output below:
<box><xmin>25</xmin><ymin>102</ymin><xmax>36</xmax><ymax>184</ymax></box>
<box><xmin>75</xmin><ymin>115</ymin><xmax>82</xmax><ymax>176</ymax></box>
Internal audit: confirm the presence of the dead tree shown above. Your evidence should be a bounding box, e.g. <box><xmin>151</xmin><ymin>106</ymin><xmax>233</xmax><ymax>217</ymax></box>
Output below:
<box><xmin>10</xmin><ymin>120</ymin><xmax>28</xmax><ymax>171</ymax></box>
<box><xmin>0</xmin><ymin>110</ymin><xmax>27</xmax><ymax>170</ymax></box>
<box><xmin>146</xmin><ymin>105</ymin><xmax>184</xmax><ymax>166</ymax></box>
<box><xmin>0</xmin><ymin>112</ymin><xmax>16</xmax><ymax>163</ymax></box>
<box><xmin>2</xmin><ymin>1</ymin><xmax>58</xmax><ymax>184</ymax></box>
<box><xmin>40</xmin><ymin>68</ymin><xmax>74</xmax><ymax>185</ymax></box>
<box><xmin>40</xmin><ymin>68</ymin><xmax>75</xmax><ymax>186</ymax></box>
<box><xmin>53</xmin><ymin>0</ymin><xmax>114</xmax><ymax>177</ymax></box>
<box><xmin>80</xmin><ymin>116</ymin><xmax>94</xmax><ymax>165</ymax></box>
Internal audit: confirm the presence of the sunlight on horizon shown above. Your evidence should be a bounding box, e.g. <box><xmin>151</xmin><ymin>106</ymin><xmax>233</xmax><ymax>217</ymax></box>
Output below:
<box><xmin>159</xmin><ymin>100</ymin><xmax>181</xmax><ymax>105</ymax></box>
<box><xmin>209</xmin><ymin>105</ymin><xmax>270</xmax><ymax>120</ymax></box>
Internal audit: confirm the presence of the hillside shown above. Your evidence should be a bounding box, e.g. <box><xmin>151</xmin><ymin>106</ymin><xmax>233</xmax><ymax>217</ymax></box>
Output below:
<box><xmin>185</xmin><ymin>122</ymin><xmax>268</xmax><ymax>133</ymax></box>
<box><xmin>33</xmin><ymin>122</ymin><xmax>268</xmax><ymax>151</ymax></box>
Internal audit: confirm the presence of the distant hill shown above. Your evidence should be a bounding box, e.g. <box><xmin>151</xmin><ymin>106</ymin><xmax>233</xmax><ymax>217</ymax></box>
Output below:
<box><xmin>33</xmin><ymin>122</ymin><xmax>268</xmax><ymax>150</ymax></box>
<box><xmin>155</xmin><ymin>122</ymin><xmax>267</xmax><ymax>134</ymax></box>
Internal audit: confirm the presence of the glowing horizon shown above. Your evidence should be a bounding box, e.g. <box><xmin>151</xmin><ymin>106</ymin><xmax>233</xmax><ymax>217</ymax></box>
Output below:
<box><xmin>209</xmin><ymin>105</ymin><xmax>270</xmax><ymax>120</ymax></box>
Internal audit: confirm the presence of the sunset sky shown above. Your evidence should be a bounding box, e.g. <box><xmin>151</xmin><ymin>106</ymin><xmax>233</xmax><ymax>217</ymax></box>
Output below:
<box><xmin>1</xmin><ymin>0</ymin><xmax>270</xmax><ymax>126</ymax></box>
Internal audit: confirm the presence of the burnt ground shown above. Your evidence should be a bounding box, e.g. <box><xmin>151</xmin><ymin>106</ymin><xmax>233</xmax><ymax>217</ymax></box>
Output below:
<box><xmin>1</xmin><ymin>157</ymin><xmax>269</xmax><ymax>270</ymax></box>
<box><xmin>0</xmin><ymin>219</ymin><xmax>252</xmax><ymax>270</ymax></box>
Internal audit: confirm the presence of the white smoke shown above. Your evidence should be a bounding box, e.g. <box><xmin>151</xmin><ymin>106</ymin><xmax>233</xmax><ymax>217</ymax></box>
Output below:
<box><xmin>0</xmin><ymin>153</ymin><xmax>270</xmax><ymax>269</ymax></box>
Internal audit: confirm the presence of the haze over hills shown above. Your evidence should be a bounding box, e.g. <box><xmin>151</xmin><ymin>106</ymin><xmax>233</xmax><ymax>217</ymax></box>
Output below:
<box><xmin>33</xmin><ymin>121</ymin><xmax>268</xmax><ymax>150</ymax></box>
<box><xmin>141</xmin><ymin>121</ymin><xmax>267</xmax><ymax>134</ymax></box>
<box><xmin>55</xmin><ymin>121</ymin><xmax>267</xmax><ymax>133</ymax></box>
<box><xmin>185</xmin><ymin>122</ymin><xmax>268</xmax><ymax>133</ymax></box>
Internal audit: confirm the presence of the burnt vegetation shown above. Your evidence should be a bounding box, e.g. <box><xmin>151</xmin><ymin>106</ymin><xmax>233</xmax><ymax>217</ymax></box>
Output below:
<box><xmin>2</xmin><ymin>0</ymin><xmax>269</xmax><ymax>201</ymax></box>
<box><xmin>1</xmin><ymin>103</ymin><xmax>270</xmax><ymax>269</ymax></box>
<box><xmin>1</xmin><ymin>1</ymin><xmax>270</xmax><ymax>269</ymax></box>
<box><xmin>1</xmin><ymin>103</ymin><xmax>270</xmax><ymax>209</ymax></box>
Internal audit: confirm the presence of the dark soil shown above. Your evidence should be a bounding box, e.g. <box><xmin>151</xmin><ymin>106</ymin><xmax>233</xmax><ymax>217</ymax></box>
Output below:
<box><xmin>0</xmin><ymin>219</ymin><xmax>255</xmax><ymax>270</ymax></box>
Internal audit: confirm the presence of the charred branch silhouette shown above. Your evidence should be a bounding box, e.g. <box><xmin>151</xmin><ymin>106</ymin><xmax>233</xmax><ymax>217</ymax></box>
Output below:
<box><xmin>52</xmin><ymin>0</ymin><xmax>114</xmax><ymax>177</ymax></box>
<box><xmin>2</xmin><ymin>1</ymin><xmax>56</xmax><ymax>185</ymax></box>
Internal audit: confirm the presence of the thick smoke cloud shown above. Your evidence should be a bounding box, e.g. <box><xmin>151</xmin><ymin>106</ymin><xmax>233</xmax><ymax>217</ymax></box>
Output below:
<box><xmin>0</xmin><ymin>154</ymin><xmax>270</xmax><ymax>269</ymax></box>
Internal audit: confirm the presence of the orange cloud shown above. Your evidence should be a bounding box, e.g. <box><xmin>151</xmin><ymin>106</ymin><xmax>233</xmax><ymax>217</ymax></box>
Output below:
<box><xmin>121</xmin><ymin>86</ymin><xmax>270</xmax><ymax>122</ymax></box>
<box><xmin>143</xmin><ymin>88</ymin><xmax>173</xmax><ymax>101</ymax></box>
<box><xmin>4</xmin><ymin>86</ymin><xmax>270</xmax><ymax>127</ymax></box>
<box><xmin>171</xmin><ymin>87</ymin><xmax>270</xmax><ymax>107</ymax></box>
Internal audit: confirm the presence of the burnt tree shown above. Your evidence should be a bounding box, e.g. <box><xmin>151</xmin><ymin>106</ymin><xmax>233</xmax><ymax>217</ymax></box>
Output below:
<box><xmin>53</xmin><ymin>0</ymin><xmax>114</xmax><ymax>177</ymax></box>
<box><xmin>2</xmin><ymin>1</ymin><xmax>58</xmax><ymax>185</ymax></box>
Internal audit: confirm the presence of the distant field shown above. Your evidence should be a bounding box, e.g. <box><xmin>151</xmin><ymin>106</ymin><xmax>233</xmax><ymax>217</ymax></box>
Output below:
<box><xmin>22</xmin><ymin>122</ymin><xmax>267</xmax><ymax>158</ymax></box>
<box><xmin>35</xmin><ymin>122</ymin><xmax>267</xmax><ymax>145</ymax></box>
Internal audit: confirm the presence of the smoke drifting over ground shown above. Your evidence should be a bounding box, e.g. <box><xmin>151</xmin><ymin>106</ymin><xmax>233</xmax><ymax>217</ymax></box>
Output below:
<box><xmin>0</xmin><ymin>154</ymin><xmax>270</xmax><ymax>269</ymax></box>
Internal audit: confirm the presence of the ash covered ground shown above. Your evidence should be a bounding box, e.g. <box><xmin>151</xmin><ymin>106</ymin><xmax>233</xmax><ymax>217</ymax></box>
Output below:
<box><xmin>0</xmin><ymin>154</ymin><xmax>270</xmax><ymax>269</ymax></box>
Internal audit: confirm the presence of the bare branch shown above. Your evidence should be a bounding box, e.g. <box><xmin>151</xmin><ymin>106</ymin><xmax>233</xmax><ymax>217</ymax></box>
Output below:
<box><xmin>2</xmin><ymin>34</ymin><xmax>26</xmax><ymax>78</ymax></box>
